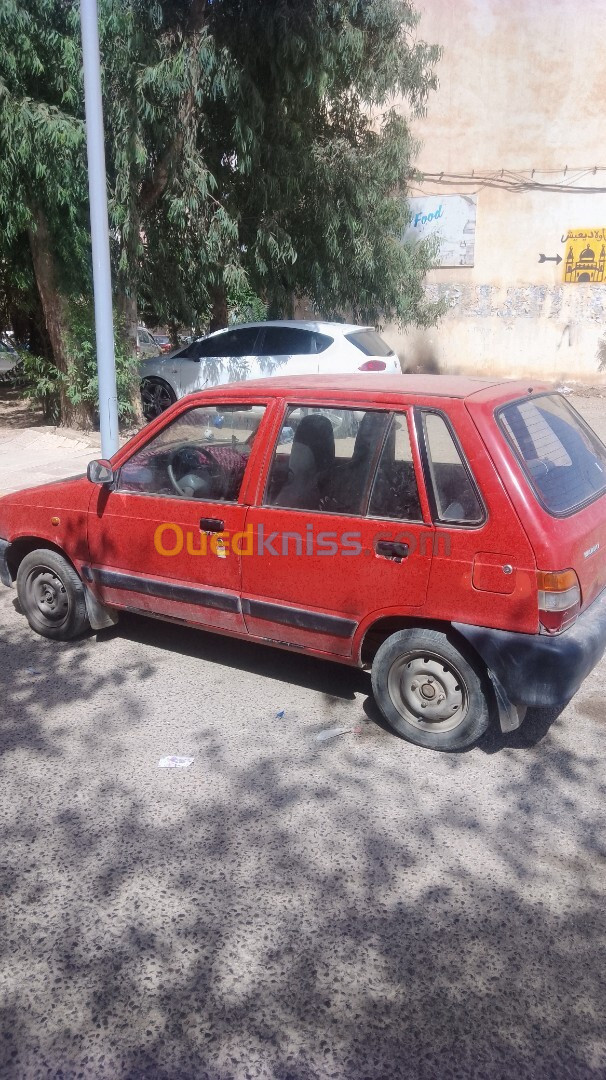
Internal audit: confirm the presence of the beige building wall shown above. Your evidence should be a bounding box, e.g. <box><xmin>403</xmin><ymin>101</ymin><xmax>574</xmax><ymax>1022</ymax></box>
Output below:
<box><xmin>383</xmin><ymin>0</ymin><xmax>606</xmax><ymax>382</ymax></box>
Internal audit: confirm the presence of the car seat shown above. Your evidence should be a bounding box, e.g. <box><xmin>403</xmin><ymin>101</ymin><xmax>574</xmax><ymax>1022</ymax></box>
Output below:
<box><xmin>274</xmin><ymin>414</ymin><xmax>335</xmax><ymax>509</ymax></box>
<box><xmin>321</xmin><ymin>411</ymin><xmax>391</xmax><ymax>515</ymax></box>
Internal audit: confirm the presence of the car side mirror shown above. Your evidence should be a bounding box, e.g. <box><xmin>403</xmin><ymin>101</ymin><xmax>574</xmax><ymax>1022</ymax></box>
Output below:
<box><xmin>87</xmin><ymin>459</ymin><xmax>114</xmax><ymax>485</ymax></box>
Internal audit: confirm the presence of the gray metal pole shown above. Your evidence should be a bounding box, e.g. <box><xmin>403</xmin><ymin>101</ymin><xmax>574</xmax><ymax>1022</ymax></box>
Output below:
<box><xmin>80</xmin><ymin>0</ymin><xmax>119</xmax><ymax>458</ymax></box>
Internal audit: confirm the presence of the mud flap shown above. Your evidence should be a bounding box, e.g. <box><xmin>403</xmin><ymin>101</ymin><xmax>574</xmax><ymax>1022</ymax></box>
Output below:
<box><xmin>0</xmin><ymin>539</ymin><xmax>12</xmax><ymax>587</ymax></box>
<box><xmin>488</xmin><ymin>670</ymin><xmax>527</xmax><ymax>733</ymax></box>
<box><xmin>84</xmin><ymin>585</ymin><xmax>119</xmax><ymax>631</ymax></box>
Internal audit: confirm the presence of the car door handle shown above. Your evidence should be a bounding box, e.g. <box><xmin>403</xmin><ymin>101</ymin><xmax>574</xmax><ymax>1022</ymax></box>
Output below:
<box><xmin>200</xmin><ymin>517</ymin><xmax>224</xmax><ymax>532</ymax></box>
<box><xmin>375</xmin><ymin>540</ymin><xmax>409</xmax><ymax>562</ymax></box>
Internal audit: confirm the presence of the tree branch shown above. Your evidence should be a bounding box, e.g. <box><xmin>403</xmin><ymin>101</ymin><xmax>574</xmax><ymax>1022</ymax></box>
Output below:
<box><xmin>138</xmin><ymin>0</ymin><xmax>208</xmax><ymax>213</ymax></box>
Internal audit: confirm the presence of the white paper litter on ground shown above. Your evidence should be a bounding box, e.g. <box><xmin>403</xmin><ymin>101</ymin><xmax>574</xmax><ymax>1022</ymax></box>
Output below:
<box><xmin>314</xmin><ymin>725</ymin><xmax>352</xmax><ymax>743</ymax></box>
<box><xmin>157</xmin><ymin>756</ymin><xmax>194</xmax><ymax>768</ymax></box>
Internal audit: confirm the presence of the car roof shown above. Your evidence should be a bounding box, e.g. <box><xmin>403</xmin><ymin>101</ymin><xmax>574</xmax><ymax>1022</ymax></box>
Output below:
<box><xmin>188</xmin><ymin>373</ymin><xmax>552</xmax><ymax>402</ymax></box>
<box><xmin>203</xmin><ymin>320</ymin><xmax>372</xmax><ymax>337</ymax></box>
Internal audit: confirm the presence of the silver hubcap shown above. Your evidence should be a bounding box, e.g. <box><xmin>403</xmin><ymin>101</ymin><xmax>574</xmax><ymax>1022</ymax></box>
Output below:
<box><xmin>27</xmin><ymin>569</ymin><xmax>69</xmax><ymax>624</ymax></box>
<box><xmin>387</xmin><ymin>650</ymin><xmax>467</xmax><ymax>732</ymax></box>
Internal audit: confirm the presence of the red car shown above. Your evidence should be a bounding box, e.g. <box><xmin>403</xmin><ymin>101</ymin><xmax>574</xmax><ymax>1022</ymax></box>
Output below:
<box><xmin>2</xmin><ymin>374</ymin><xmax>606</xmax><ymax>751</ymax></box>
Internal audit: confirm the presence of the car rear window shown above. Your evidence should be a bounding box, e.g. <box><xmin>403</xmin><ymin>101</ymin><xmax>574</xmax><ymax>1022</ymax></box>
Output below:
<box><xmin>345</xmin><ymin>330</ymin><xmax>394</xmax><ymax>357</ymax></box>
<box><xmin>499</xmin><ymin>394</ymin><xmax>606</xmax><ymax>515</ymax></box>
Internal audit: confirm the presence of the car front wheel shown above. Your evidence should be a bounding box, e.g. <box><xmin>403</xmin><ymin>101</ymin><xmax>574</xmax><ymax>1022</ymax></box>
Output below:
<box><xmin>371</xmin><ymin>628</ymin><xmax>490</xmax><ymax>751</ymax></box>
<box><xmin>141</xmin><ymin>377</ymin><xmax>176</xmax><ymax>421</ymax></box>
<box><xmin>16</xmin><ymin>549</ymin><xmax>91</xmax><ymax>641</ymax></box>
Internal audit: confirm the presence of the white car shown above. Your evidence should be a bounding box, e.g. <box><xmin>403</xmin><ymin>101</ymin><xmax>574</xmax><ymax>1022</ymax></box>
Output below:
<box><xmin>140</xmin><ymin>320</ymin><xmax>400</xmax><ymax>420</ymax></box>
<box><xmin>0</xmin><ymin>337</ymin><xmax>20</xmax><ymax>382</ymax></box>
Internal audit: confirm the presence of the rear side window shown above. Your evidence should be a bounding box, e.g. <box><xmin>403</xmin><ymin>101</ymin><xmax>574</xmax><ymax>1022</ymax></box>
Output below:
<box><xmin>499</xmin><ymin>394</ymin><xmax>606</xmax><ymax>515</ymax></box>
<box><xmin>345</xmin><ymin>330</ymin><xmax>394</xmax><ymax>357</ymax></box>
<box><xmin>311</xmin><ymin>332</ymin><xmax>333</xmax><ymax>353</ymax></box>
<box><xmin>265</xmin><ymin>406</ymin><xmax>390</xmax><ymax>515</ymax></box>
<box><xmin>421</xmin><ymin>411</ymin><xmax>484</xmax><ymax>524</ymax></box>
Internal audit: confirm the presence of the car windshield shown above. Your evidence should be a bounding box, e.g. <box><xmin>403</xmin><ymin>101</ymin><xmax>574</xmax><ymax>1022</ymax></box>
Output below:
<box><xmin>499</xmin><ymin>393</ymin><xmax>606</xmax><ymax>514</ymax></box>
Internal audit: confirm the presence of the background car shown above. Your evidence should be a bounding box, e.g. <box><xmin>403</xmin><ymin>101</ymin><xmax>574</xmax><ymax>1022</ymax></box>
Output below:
<box><xmin>152</xmin><ymin>333</ymin><xmax>173</xmax><ymax>354</ymax></box>
<box><xmin>136</xmin><ymin>326</ymin><xmax>160</xmax><ymax>359</ymax></box>
<box><xmin>139</xmin><ymin>320</ymin><xmax>400</xmax><ymax>420</ymax></box>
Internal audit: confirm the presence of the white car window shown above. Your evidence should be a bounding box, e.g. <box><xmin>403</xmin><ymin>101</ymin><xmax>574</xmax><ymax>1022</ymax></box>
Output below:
<box><xmin>260</xmin><ymin>327</ymin><xmax>314</xmax><ymax>355</ymax></box>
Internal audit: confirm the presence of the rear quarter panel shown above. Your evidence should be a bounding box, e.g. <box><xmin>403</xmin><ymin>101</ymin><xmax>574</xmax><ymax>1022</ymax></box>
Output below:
<box><xmin>467</xmin><ymin>391</ymin><xmax>606</xmax><ymax>612</ymax></box>
<box><xmin>416</xmin><ymin>398</ymin><xmax>539</xmax><ymax>634</ymax></box>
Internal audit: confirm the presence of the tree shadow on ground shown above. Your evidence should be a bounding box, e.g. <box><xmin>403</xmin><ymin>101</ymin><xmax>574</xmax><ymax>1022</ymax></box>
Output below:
<box><xmin>1</xmin><ymin>602</ymin><xmax>605</xmax><ymax>1078</ymax></box>
<box><xmin>109</xmin><ymin>612</ymin><xmax>371</xmax><ymax>702</ymax></box>
<box><xmin>0</xmin><ymin>384</ymin><xmax>45</xmax><ymax>428</ymax></box>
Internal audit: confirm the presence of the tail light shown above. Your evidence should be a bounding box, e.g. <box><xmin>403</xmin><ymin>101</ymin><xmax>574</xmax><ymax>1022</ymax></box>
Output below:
<box><xmin>358</xmin><ymin>359</ymin><xmax>386</xmax><ymax>371</ymax></box>
<box><xmin>537</xmin><ymin>569</ymin><xmax>581</xmax><ymax>633</ymax></box>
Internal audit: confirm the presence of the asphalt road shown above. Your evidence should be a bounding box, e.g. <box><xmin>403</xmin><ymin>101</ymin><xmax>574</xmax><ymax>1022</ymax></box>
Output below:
<box><xmin>1</xmin><ymin>388</ymin><xmax>606</xmax><ymax>1078</ymax></box>
<box><xmin>1</xmin><ymin>586</ymin><xmax>606</xmax><ymax>1079</ymax></box>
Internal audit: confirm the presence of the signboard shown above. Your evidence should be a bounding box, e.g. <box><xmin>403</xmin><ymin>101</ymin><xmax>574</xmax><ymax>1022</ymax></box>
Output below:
<box><xmin>562</xmin><ymin>229</ymin><xmax>606</xmax><ymax>283</ymax></box>
<box><xmin>403</xmin><ymin>195</ymin><xmax>477</xmax><ymax>267</ymax></box>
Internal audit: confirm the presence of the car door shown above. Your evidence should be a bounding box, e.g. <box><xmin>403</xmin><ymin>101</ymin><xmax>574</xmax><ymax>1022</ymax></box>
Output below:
<box><xmin>87</xmin><ymin>400</ymin><xmax>270</xmax><ymax>632</ymax></box>
<box><xmin>241</xmin><ymin>402</ymin><xmax>435</xmax><ymax>657</ymax></box>
<box><xmin>255</xmin><ymin>326</ymin><xmax>322</xmax><ymax>378</ymax></box>
<box><xmin>175</xmin><ymin>327</ymin><xmax>263</xmax><ymax>395</ymax></box>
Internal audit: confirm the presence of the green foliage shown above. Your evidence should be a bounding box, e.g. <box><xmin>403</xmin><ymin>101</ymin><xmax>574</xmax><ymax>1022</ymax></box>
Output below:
<box><xmin>227</xmin><ymin>280</ymin><xmax>267</xmax><ymax>326</ymax></box>
<box><xmin>0</xmin><ymin>0</ymin><xmax>442</xmax><ymax>428</ymax></box>
<box><xmin>22</xmin><ymin>302</ymin><xmax>140</xmax><ymax>424</ymax></box>
<box><xmin>0</xmin><ymin>0</ymin><xmax>88</xmax><ymax>282</ymax></box>
<box><xmin>204</xmin><ymin>0</ymin><xmax>443</xmax><ymax>325</ymax></box>
<box><xmin>101</xmin><ymin>0</ymin><xmax>442</xmax><ymax>328</ymax></box>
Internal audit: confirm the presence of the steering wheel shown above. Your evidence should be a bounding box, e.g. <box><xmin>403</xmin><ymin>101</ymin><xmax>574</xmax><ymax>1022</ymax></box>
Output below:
<box><xmin>167</xmin><ymin>444</ymin><xmax>225</xmax><ymax>498</ymax></box>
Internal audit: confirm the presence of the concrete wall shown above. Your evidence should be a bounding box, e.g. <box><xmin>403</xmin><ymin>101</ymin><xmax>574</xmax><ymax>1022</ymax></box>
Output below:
<box><xmin>382</xmin><ymin>0</ymin><xmax>606</xmax><ymax>382</ymax></box>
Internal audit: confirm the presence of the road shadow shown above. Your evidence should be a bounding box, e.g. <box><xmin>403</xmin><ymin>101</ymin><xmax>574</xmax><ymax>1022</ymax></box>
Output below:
<box><xmin>107</xmin><ymin>611</ymin><xmax>371</xmax><ymax>702</ymax></box>
<box><xmin>0</xmin><ymin>384</ymin><xmax>45</xmax><ymax>428</ymax></box>
<box><xmin>1</xmin><ymin>601</ymin><xmax>606</xmax><ymax>1077</ymax></box>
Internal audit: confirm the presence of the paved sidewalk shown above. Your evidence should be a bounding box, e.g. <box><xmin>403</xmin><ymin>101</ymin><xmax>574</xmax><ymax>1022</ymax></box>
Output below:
<box><xmin>0</xmin><ymin>425</ymin><xmax>103</xmax><ymax>496</ymax></box>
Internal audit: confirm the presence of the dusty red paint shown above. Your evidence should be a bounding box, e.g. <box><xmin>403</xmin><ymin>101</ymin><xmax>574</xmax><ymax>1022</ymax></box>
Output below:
<box><xmin>0</xmin><ymin>374</ymin><xmax>604</xmax><ymax>670</ymax></box>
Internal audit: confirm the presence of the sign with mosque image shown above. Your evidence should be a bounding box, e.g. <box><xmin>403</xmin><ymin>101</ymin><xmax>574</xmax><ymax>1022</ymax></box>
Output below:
<box><xmin>403</xmin><ymin>195</ymin><xmax>477</xmax><ymax>267</ymax></box>
<box><xmin>562</xmin><ymin>229</ymin><xmax>606</xmax><ymax>283</ymax></box>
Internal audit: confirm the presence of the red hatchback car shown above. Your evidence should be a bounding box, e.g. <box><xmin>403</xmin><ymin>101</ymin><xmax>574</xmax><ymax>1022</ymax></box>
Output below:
<box><xmin>2</xmin><ymin>374</ymin><xmax>606</xmax><ymax>751</ymax></box>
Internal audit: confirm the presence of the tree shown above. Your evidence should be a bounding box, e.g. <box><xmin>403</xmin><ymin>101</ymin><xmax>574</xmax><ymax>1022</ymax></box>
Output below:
<box><xmin>0</xmin><ymin>0</ymin><xmax>92</xmax><ymax>425</ymax></box>
<box><xmin>203</xmin><ymin>0</ymin><xmax>442</xmax><ymax>326</ymax></box>
<box><xmin>107</xmin><ymin>0</ymin><xmax>441</xmax><ymax>333</ymax></box>
<box><xmin>0</xmin><ymin>1</ymin><xmax>440</xmax><ymax>427</ymax></box>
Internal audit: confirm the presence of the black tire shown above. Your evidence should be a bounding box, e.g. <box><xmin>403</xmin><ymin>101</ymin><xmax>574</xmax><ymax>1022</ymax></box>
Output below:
<box><xmin>371</xmin><ymin>628</ymin><xmax>490</xmax><ymax>751</ymax></box>
<box><xmin>141</xmin><ymin>377</ymin><xmax>176</xmax><ymax>421</ymax></box>
<box><xmin>16</xmin><ymin>549</ymin><xmax>91</xmax><ymax>641</ymax></box>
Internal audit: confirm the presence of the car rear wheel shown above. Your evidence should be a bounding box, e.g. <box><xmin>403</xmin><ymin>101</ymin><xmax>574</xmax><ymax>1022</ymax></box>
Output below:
<box><xmin>141</xmin><ymin>377</ymin><xmax>176</xmax><ymax>421</ymax></box>
<box><xmin>16</xmin><ymin>549</ymin><xmax>90</xmax><ymax>641</ymax></box>
<box><xmin>371</xmin><ymin>628</ymin><xmax>490</xmax><ymax>751</ymax></box>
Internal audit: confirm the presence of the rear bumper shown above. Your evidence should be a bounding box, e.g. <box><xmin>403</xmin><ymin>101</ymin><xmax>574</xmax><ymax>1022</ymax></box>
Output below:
<box><xmin>454</xmin><ymin>588</ymin><xmax>606</xmax><ymax>709</ymax></box>
<box><xmin>0</xmin><ymin>538</ymin><xmax>11</xmax><ymax>587</ymax></box>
